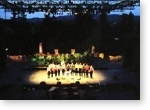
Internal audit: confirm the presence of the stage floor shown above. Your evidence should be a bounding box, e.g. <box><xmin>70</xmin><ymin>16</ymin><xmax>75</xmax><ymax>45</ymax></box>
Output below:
<box><xmin>26</xmin><ymin>70</ymin><xmax>106</xmax><ymax>85</ymax></box>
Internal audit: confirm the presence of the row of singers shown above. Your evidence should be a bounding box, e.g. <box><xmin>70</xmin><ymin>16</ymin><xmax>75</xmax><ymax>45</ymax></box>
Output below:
<box><xmin>47</xmin><ymin>62</ymin><xmax>94</xmax><ymax>78</ymax></box>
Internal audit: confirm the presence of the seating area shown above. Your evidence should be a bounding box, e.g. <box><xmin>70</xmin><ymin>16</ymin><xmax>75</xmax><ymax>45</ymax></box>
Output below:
<box><xmin>0</xmin><ymin>83</ymin><xmax>139</xmax><ymax>100</ymax></box>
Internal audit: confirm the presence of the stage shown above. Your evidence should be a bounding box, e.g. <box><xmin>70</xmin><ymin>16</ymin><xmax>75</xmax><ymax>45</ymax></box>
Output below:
<box><xmin>26</xmin><ymin>70</ymin><xmax>106</xmax><ymax>85</ymax></box>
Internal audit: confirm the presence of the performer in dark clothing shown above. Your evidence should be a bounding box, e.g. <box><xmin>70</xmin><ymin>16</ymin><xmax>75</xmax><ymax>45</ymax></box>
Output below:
<box><xmin>47</xmin><ymin>71</ymin><xmax>50</xmax><ymax>78</ymax></box>
<box><xmin>55</xmin><ymin>69</ymin><xmax>57</xmax><ymax>77</ymax></box>
<box><xmin>75</xmin><ymin>63</ymin><xmax>79</xmax><ymax>76</ymax></box>
<box><xmin>89</xmin><ymin>65</ymin><xmax>94</xmax><ymax>78</ymax></box>
<box><xmin>82</xmin><ymin>63</ymin><xmax>86</xmax><ymax>77</ymax></box>
<box><xmin>66</xmin><ymin>63</ymin><xmax>70</xmax><ymax>76</ymax></box>
<box><xmin>70</xmin><ymin>63</ymin><xmax>75</xmax><ymax>76</ymax></box>
<box><xmin>84</xmin><ymin>64</ymin><xmax>90</xmax><ymax>78</ymax></box>
<box><xmin>47</xmin><ymin>64</ymin><xmax>51</xmax><ymax>78</ymax></box>
<box><xmin>61</xmin><ymin>64</ymin><xmax>66</xmax><ymax>76</ymax></box>
<box><xmin>56</xmin><ymin>64</ymin><xmax>61</xmax><ymax>76</ymax></box>
<box><xmin>79</xmin><ymin>63</ymin><xmax>83</xmax><ymax>76</ymax></box>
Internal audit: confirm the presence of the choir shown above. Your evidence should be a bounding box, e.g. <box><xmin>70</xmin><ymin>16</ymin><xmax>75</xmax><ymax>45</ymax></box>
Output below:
<box><xmin>47</xmin><ymin>61</ymin><xmax>94</xmax><ymax>79</ymax></box>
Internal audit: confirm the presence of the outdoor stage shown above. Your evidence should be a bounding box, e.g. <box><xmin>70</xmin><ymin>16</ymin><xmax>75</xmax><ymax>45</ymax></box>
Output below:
<box><xmin>27</xmin><ymin>70</ymin><xmax>106</xmax><ymax>85</ymax></box>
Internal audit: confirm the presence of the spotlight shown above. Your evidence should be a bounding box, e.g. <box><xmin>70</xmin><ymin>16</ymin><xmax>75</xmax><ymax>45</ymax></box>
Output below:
<box><xmin>5</xmin><ymin>48</ymin><xmax>8</xmax><ymax>51</ymax></box>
